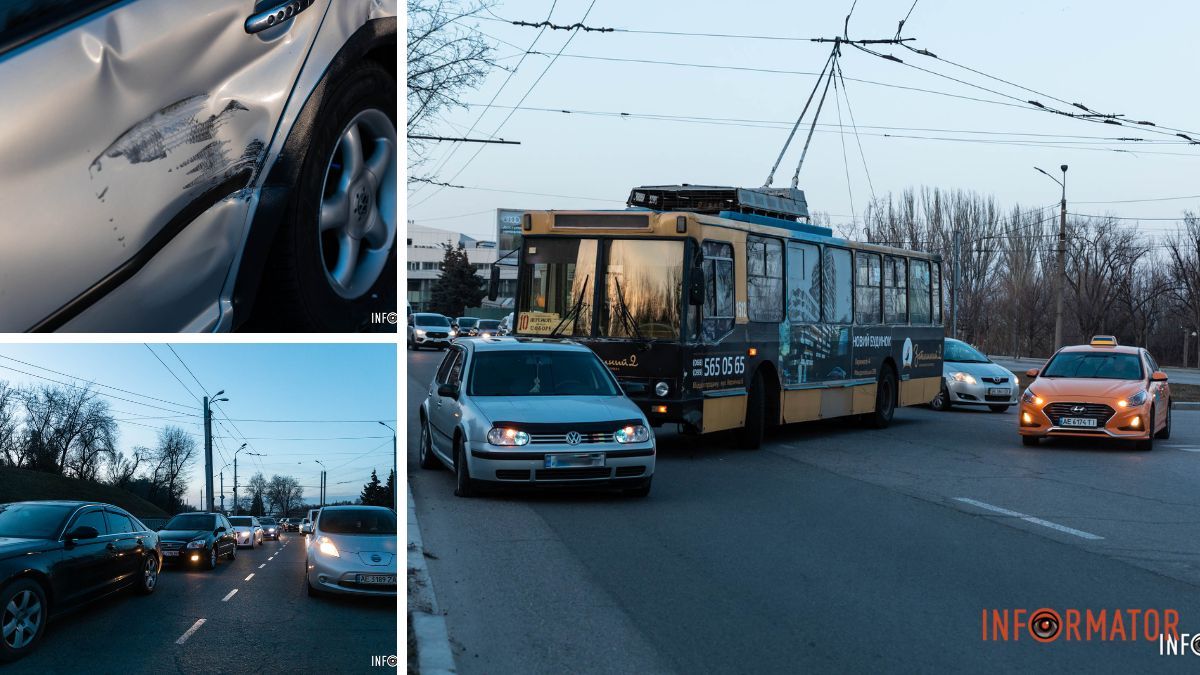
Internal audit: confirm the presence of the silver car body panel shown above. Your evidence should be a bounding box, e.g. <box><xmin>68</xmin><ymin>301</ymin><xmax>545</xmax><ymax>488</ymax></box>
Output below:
<box><xmin>0</xmin><ymin>0</ymin><xmax>397</xmax><ymax>331</ymax></box>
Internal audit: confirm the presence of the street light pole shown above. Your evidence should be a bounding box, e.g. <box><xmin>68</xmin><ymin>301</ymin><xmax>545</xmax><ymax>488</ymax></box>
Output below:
<box><xmin>315</xmin><ymin>460</ymin><xmax>327</xmax><ymax>507</ymax></box>
<box><xmin>1035</xmin><ymin>165</ymin><xmax>1068</xmax><ymax>349</ymax></box>
<box><xmin>379</xmin><ymin>421</ymin><xmax>397</xmax><ymax>510</ymax></box>
<box><xmin>203</xmin><ymin>390</ymin><xmax>227</xmax><ymax>512</ymax></box>
<box><xmin>232</xmin><ymin>443</ymin><xmax>246</xmax><ymax>515</ymax></box>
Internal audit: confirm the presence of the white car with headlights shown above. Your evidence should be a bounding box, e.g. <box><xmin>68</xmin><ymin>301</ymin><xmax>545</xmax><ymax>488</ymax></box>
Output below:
<box><xmin>257</xmin><ymin>516</ymin><xmax>281</xmax><ymax>540</ymax></box>
<box><xmin>931</xmin><ymin>338</ymin><xmax>1020</xmax><ymax>413</ymax></box>
<box><xmin>228</xmin><ymin>516</ymin><xmax>263</xmax><ymax>548</ymax></box>
<box><xmin>305</xmin><ymin>505</ymin><xmax>396</xmax><ymax>597</ymax></box>
<box><xmin>417</xmin><ymin>337</ymin><xmax>656</xmax><ymax>498</ymax></box>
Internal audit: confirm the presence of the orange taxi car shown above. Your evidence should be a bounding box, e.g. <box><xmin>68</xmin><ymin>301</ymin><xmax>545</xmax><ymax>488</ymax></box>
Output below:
<box><xmin>1018</xmin><ymin>336</ymin><xmax>1170</xmax><ymax>450</ymax></box>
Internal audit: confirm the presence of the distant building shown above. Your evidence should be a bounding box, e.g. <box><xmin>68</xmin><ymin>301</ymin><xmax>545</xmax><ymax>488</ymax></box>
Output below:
<box><xmin>406</xmin><ymin>222</ymin><xmax>517</xmax><ymax>313</ymax></box>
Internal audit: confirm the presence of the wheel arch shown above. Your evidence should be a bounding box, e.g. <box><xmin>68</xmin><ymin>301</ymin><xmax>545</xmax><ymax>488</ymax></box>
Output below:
<box><xmin>230</xmin><ymin>16</ymin><xmax>397</xmax><ymax>328</ymax></box>
<box><xmin>753</xmin><ymin>361</ymin><xmax>782</xmax><ymax>426</ymax></box>
<box><xmin>2</xmin><ymin>570</ymin><xmax>55</xmax><ymax>614</ymax></box>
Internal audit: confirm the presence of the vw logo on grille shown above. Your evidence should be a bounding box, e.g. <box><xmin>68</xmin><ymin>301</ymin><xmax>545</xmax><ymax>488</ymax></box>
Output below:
<box><xmin>565</xmin><ymin>431</ymin><xmax>583</xmax><ymax>445</ymax></box>
<box><xmin>1071</xmin><ymin>405</ymin><xmax>1086</xmax><ymax>414</ymax></box>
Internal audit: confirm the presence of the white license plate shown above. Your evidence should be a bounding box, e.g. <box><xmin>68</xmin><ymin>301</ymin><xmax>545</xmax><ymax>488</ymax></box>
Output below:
<box><xmin>1059</xmin><ymin>417</ymin><xmax>1097</xmax><ymax>428</ymax></box>
<box><xmin>545</xmin><ymin>453</ymin><xmax>605</xmax><ymax>468</ymax></box>
<box><xmin>163</xmin><ymin>550</ymin><xmax>179</xmax><ymax>556</ymax></box>
<box><xmin>356</xmin><ymin>574</ymin><xmax>395</xmax><ymax>585</ymax></box>
<box><xmin>988</xmin><ymin>387</ymin><xmax>1011</xmax><ymax>396</ymax></box>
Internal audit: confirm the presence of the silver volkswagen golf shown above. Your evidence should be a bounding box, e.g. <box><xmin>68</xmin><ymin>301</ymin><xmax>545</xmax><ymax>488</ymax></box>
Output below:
<box><xmin>0</xmin><ymin>0</ymin><xmax>396</xmax><ymax>332</ymax></box>
<box><xmin>418</xmin><ymin>338</ymin><xmax>656</xmax><ymax>497</ymax></box>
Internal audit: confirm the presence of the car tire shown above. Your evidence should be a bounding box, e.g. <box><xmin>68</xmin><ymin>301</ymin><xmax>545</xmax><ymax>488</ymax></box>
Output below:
<box><xmin>419</xmin><ymin>416</ymin><xmax>441</xmax><ymax>470</ymax></box>
<box><xmin>1156</xmin><ymin>401</ymin><xmax>1171</xmax><ymax>439</ymax></box>
<box><xmin>206</xmin><ymin>546</ymin><xmax>219</xmax><ymax>570</ymax></box>
<box><xmin>0</xmin><ymin>579</ymin><xmax>47</xmax><ymax>662</ymax></box>
<box><xmin>136</xmin><ymin>554</ymin><xmax>159</xmax><ymax>595</ymax></box>
<box><xmin>930</xmin><ymin>383</ymin><xmax>952</xmax><ymax>411</ymax></box>
<box><xmin>453</xmin><ymin>437</ymin><xmax>476</xmax><ymax>498</ymax></box>
<box><xmin>305</xmin><ymin>566</ymin><xmax>323</xmax><ymax>597</ymax></box>
<box><xmin>1135</xmin><ymin>405</ymin><xmax>1155</xmax><ymax>451</ymax></box>
<box><xmin>867</xmin><ymin>368</ymin><xmax>897</xmax><ymax>429</ymax></box>
<box><xmin>623</xmin><ymin>477</ymin><xmax>652</xmax><ymax>498</ymax></box>
<box><xmin>1022</xmin><ymin>435</ymin><xmax>1040</xmax><ymax>447</ymax></box>
<box><xmin>255</xmin><ymin>60</ymin><xmax>397</xmax><ymax>331</ymax></box>
<box><xmin>989</xmin><ymin>405</ymin><xmax>1010</xmax><ymax>413</ymax></box>
<box><xmin>740</xmin><ymin>372</ymin><xmax>767</xmax><ymax>449</ymax></box>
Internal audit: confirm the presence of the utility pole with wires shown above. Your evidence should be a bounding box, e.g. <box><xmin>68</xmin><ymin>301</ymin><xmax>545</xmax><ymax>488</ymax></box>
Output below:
<box><xmin>1035</xmin><ymin>165</ymin><xmax>1068</xmax><ymax>349</ymax></box>
<box><xmin>952</xmin><ymin>229</ymin><xmax>961</xmax><ymax>339</ymax></box>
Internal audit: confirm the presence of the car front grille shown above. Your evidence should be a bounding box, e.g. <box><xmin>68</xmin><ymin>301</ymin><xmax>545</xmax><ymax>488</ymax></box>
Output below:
<box><xmin>423</xmin><ymin>331</ymin><xmax>448</xmax><ymax>338</ymax></box>
<box><xmin>529</xmin><ymin>432</ymin><xmax>614</xmax><ymax>445</ymax></box>
<box><xmin>535</xmin><ymin>467</ymin><xmax>612</xmax><ymax>480</ymax></box>
<box><xmin>1045</xmin><ymin>402</ymin><xmax>1115</xmax><ymax>423</ymax></box>
<box><xmin>982</xmin><ymin>376</ymin><xmax>1009</xmax><ymax>384</ymax></box>
<box><xmin>161</xmin><ymin>541</ymin><xmax>184</xmax><ymax>551</ymax></box>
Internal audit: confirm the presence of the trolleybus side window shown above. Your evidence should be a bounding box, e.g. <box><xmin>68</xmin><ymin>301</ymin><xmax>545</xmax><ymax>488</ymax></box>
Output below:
<box><xmin>702</xmin><ymin>241</ymin><xmax>734</xmax><ymax>339</ymax></box>
<box><xmin>786</xmin><ymin>241</ymin><xmax>820</xmax><ymax>323</ymax></box>
<box><xmin>823</xmin><ymin>247</ymin><xmax>853</xmax><ymax>324</ymax></box>
<box><xmin>909</xmin><ymin>259</ymin><xmax>931</xmax><ymax>324</ymax></box>
<box><xmin>747</xmin><ymin>235</ymin><xmax>784</xmax><ymax>323</ymax></box>
<box><xmin>931</xmin><ymin>262</ymin><xmax>942</xmax><ymax>324</ymax></box>
<box><xmin>854</xmin><ymin>252</ymin><xmax>882</xmax><ymax>325</ymax></box>
<box><xmin>884</xmin><ymin>255</ymin><xmax>908</xmax><ymax>324</ymax></box>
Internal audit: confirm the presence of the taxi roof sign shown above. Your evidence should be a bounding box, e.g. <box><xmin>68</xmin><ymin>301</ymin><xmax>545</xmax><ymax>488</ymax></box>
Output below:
<box><xmin>1090</xmin><ymin>335</ymin><xmax>1119</xmax><ymax>346</ymax></box>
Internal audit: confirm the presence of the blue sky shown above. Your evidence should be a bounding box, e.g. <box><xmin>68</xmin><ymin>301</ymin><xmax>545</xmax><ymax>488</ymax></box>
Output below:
<box><xmin>408</xmin><ymin>0</ymin><xmax>1200</xmax><ymax>241</ymax></box>
<box><xmin>0</xmin><ymin>343</ymin><xmax>397</xmax><ymax>505</ymax></box>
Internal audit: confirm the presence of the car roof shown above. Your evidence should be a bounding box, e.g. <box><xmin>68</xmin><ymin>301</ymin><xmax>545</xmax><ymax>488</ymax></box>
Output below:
<box><xmin>458</xmin><ymin>336</ymin><xmax>593</xmax><ymax>353</ymax></box>
<box><xmin>319</xmin><ymin>505</ymin><xmax>395</xmax><ymax>511</ymax></box>
<box><xmin>1058</xmin><ymin>344</ymin><xmax>1142</xmax><ymax>355</ymax></box>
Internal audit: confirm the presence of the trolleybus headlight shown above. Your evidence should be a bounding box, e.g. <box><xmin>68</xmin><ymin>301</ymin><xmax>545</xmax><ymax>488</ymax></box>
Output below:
<box><xmin>487</xmin><ymin>427</ymin><xmax>530</xmax><ymax>446</ymax></box>
<box><xmin>615</xmin><ymin>425</ymin><xmax>650</xmax><ymax>444</ymax></box>
<box><xmin>655</xmin><ymin>381</ymin><xmax>669</xmax><ymax>397</ymax></box>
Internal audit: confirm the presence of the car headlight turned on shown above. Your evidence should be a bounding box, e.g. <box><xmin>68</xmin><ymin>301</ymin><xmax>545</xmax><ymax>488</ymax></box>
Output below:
<box><xmin>1021</xmin><ymin>389</ymin><xmax>1044</xmax><ymax>405</ymax></box>
<box><xmin>614</xmin><ymin>424</ymin><xmax>650</xmax><ymax>444</ymax></box>
<box><xmin>318</xmin><ymin>537</ymin><xmax>340</xmax><ymax>558</ymax></box>
<box><xmin>487</xmin><ymin>427</ymin><xmax>530</xmax><ymax>446</ymax></box>
<box><xmin>415</xmin><ymin>329</ymin><xmax>426</xmax><ymax>337</ymax></box>
<box><xmin>186</xmin><ymin>540</ymin><xmax>205</xmax><ymax>549</ymax></box>
<box><xmin>951</xmin><ymin>371</ymin><xmax>977</xmax><ymax>385</ymax></box>
<box><xmin>1119</xmin><ymin>390</ymin><xmax>1148</xmax><ymax>407</ymax></box>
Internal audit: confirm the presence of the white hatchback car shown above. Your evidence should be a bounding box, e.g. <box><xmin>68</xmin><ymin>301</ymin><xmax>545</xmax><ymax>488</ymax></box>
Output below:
<box><xmin>305</xmin><ymin>505</ymin><xmax>396</xmax><ymax>597</ymax></box>
<box><xmin>418</xmin><ymin>338</ymin><xmax>656</xmax><ymax>498</ymax></box>
<box><xmin>0</xmin><ymin>0</ymin><xmax>397</xmax><ymax>331</ymax></box>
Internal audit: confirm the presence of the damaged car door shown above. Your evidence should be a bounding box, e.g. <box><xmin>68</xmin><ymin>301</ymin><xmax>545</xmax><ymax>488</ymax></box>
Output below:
<box><xmin>0</xmin><ymin>0</ymin><xmax>325</xmax><ymax>331</ymax></box>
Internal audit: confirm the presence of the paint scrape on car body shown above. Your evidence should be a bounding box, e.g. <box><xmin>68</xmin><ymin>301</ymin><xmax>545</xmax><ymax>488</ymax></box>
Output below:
<box><xmin>89</xmin><ymin>95</ymin><xmax>249</xmax><ymax>176</ymax></box>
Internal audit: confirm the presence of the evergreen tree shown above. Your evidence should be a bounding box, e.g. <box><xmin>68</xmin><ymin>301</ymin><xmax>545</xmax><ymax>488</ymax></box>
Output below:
<box><xmin>384</xmin><ymin>469</ymin><xmax>395</xmax><ymax>508</ymax></box>
<box><xmin>430</xmin><ymin>242</ymin><xmax>485</xmax><ymax>317</ymax></box>
<box><xmin>360</xmin><ymin>469</ymin><xmax>385</xmax><ymax>506</ymax></box>
<box><xmin>250</xmin><ymin>494</ymin><xmax>265</xmax><ymax>516</ymax></box>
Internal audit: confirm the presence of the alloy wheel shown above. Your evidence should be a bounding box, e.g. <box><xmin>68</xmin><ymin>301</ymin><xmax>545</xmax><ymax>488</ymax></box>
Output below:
<box><xmin>144</xmin><ymin>557</ymin><xmax>158</xmax><ymax>591</ymax></box>
<box><xmin>317</xmin><ymin>108</ymin><xmax>396</xmax><ymax>299</ymax></box>
<box><xmin>2</xmin><ymin>590</ymin><xmax>42</xmax><ymax>650</ymax></box>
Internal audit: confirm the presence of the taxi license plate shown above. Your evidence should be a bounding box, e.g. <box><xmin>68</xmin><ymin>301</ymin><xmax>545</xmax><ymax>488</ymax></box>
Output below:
<box><xmin>163</xmin><ymin>550</ymin><xmax>179</xmax><ymax>557</ymax></box>
<box><xmin>545</xmin><ymin>453</ymin><xmax>605</xmax><ymax>469</ymax></box>
<box><xmin>356</xmin><ymin>574</ymin><xmax>395</xmax><ymax>585</ymax></box>
<box><xmin>1059</xmin><ymin>417</ymin><xmax>1097</xmax><ymax>428</ymax></box>
<box><xmin>987</xmin><ymin>387</ymin><xmax>1011</xmax><ymax>396</ymax></box>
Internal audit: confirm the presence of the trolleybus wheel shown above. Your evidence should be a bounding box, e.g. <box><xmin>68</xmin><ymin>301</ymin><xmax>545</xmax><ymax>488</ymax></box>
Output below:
<box><xmin>740</xmin><ymin>373</ymin><xmax>766</xmax><ymax>449</ymax></box>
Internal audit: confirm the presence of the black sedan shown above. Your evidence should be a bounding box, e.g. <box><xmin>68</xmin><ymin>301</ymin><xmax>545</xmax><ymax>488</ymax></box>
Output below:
<box><xmin>257</xmin><ymin>517</ymin><xmax>282</xmax><ymax>540</ymax></box>
<box><xmin>156</xmin><ymin>512</ymin><xmax>238</xmax><ymax>570</ymax></box>
<box><xmin>0</xmin><ymin>501</ymin><xmax>162</xmax><ymax>663</ymax></box>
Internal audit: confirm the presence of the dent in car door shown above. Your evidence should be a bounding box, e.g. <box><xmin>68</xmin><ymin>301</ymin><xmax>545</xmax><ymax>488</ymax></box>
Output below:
<box><xmin>0</xmin><ymin>0</ymin><xmax>329</xmax><ymax>331</ymax></box>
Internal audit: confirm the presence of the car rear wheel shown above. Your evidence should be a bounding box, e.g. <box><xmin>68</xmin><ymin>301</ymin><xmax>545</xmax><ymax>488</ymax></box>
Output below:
<box><xmin>1021</xmin><ymin>435</ymin><xmax>1039</xmax><ymax>447</ymax></box>
<box><xmin>989</xmin><ymin>405</ymin><xmax>1010</xmax><ymax>413</ymax></box>
<box><xmin>453</xmin><ymin>437</ymin><xmax>476</xmax><ymax>498</ymax></box>
<box><xmin>1156</xmin><ymin>402</ymin><xmax>1171</xmax><ymax>439</ymax></box>
<box><xmin>136</xmin><ymin>554</ymin><xmax>159</xmax><ymax>595</ymax></box>
<box><xmin>256</xmin><ymin>61</ymin><xmax>397</xmax><ymax>331</ymax></box>
<box><xmin>867</xmin><ymin>368</ymin><xmax>897</xmax><ymax>429</ymax></box>
<box><xmin>0</xmin><ymin>580</ymin><xmax>46</xmax><ymax>662</ymax></box>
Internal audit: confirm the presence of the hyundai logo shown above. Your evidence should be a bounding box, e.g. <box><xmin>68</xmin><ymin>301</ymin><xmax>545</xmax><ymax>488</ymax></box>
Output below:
<box><xmin>565</xmin><ymin>431</ymin><xmax>582</xmax><ymax>445</ymax></box>
<box><xmin>1071</xmin><ymin>405</ymin><xmax>1086</xmax><ymax>414</ymax></box>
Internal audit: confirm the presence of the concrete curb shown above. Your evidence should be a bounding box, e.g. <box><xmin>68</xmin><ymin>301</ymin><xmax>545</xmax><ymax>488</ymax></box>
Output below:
<box><xmin>408</xmin><ymin>484</ymin><xmax>456</xmax><ymax>674</ymax></box>
<box><xmin>1173</xmin><ymin>402</ymin><xmax>1200</xmax><ymax>411</ymax></box>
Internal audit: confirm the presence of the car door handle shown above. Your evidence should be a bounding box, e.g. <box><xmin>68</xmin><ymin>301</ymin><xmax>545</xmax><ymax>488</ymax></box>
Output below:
<box><xmin>245</xmin><ymin>0</ymin><xmax>316</xmax><ymax>34</ymax></box>
<box><xmin>106</xmin><ymin>542</ymin><xmax>117</xmax><ymax>551</ymax></box>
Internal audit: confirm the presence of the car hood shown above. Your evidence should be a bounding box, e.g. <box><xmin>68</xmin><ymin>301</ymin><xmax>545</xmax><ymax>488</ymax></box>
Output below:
<box><xmin>316</xmin><ymin>533</ymin><xmax>397</xmax><ymax>568</ymax></box>
<box><xmin>232</xmin><ymin>526</ymin><xmax>256</xmax><ymax>532</ymax></box>
<box><xmin>0</xmin><ymin>537</ymin><xmax>56</xmax><ymax>559</ymax></box>
<box><xmin>158</xmin><ymin>529</ymin><xmax>211</xmax><ymax>541</ymax></box>
<box><xmin>471</xmin><ymin>396</ymin><xmax>644</xmax><ymax>424</ymax></box>
<box><xmin>943</xmin><ymin>361</ymin><xmax>1014</xmax><ymax>381</ymax></box>
<box><xmin>1028</xmin><ymin>377</ymin><xmax>1146</xmax><ymax>399</ymax></box>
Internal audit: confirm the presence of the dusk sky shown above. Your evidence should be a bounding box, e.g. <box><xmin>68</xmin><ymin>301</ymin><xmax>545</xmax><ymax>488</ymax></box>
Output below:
<box><xmin>0</xmin><ymin>343</ymin><xmax>397</xmax><ymax>505</ymax></box>
<box><xmin>408</xmin><ymin>0</ymin><xmax>1200</xmax><ymax>242</ymax></box>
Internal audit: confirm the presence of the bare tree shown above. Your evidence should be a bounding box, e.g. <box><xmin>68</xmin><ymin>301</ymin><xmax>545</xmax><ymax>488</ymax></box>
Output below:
<box><xmin>0</xmin><ymin>382</ymin><xmax>18</xmax><ymax>467</ymax></box>
<box><xmin>148</xmin><ymin>426</ymin><xmax>196</xmax><ymax>510</ymax></box>
<box><xmin>267</xmin><ymin>474</ymin><xmax>304</xmax><ymax>517</ymax></box>
<box><xmin>107</xmin><ymin>446</ymin><xmax>147</xmax><ymax>489</ymax></box>
<box><xmin>407</xmin><ymin>0</ymin><xmax>497</xmax><ymax>173</ymax></box>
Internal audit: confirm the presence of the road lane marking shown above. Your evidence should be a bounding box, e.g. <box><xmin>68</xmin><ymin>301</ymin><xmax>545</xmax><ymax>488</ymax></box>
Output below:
<box><xmin>245</xmin><ymin>574</ymin><xmax>254</xmax><ymax>581</ymax></box>
<box><xmin>954</xmin><ymin>497</ymin><xmax>1104</xmax><ymax>540</ymax></box>
<box><xmin>1166</xmin><ymin>446</ymin><xmax>1200</xmax><ymax>452</ymax></box>
<box><xmin>259</xmin><ymin>564</ymin><xmax>266</xmax><ymax>568</ymax></box>
<box><xmin>222</xmin><ymin>589</ymin><xmax>238</xmax><ymax>602</ymax></box>
<box><xmin>268</xmin><ymin>556</ymin><xmax>274</xmax><ymax>561</ymax></box>
<box><xmin>176</xmin><ymin>619</ymin><xmax>206</xmax><ymax>644</ymax></box>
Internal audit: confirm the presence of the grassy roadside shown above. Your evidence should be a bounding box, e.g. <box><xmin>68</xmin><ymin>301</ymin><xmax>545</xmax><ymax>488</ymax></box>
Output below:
<box><xmin>0</xmin><ymin>466</ymin><xmax>168</xmax><ymax>518</ymax></box>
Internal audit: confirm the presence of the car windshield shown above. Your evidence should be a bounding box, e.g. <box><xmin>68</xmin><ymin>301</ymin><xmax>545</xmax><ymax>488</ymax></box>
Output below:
<box><xmin>0</xmin><ymin>503</ymin><xmax>74</xmax><ymax>539</ymax></box>
<box><xmin>944</xmin><ymin>340</ymin><xmax>989</xmax><ymax>363</ymax></box>
<box><xmin>319</xmin><ymin>509</ymin><xmax>397</xmax><ymax>535</ymax></box>
<box><xmin>415</xmin><ymin>314</ymin><xmax>450</xmax><ymax>327</ymax></box>
<box><xmin>259</xmin><ymin>518</ymin><xmax>276</xmax><ymax>524</ymax></box>
<box><xmin>469</xmin><ymin>350</ymin><xmax>621</xmax><ymax>396</ymax></box>
<box><xmin>165</xmin><ymin>514</ymin><xmax>216</xmax><ymax>530</ymax></box>
<box><xmin>229</xmin><ymin>517</ymin><xmax>253</xmax><ymax>526</ymax></box>
<box><xmin>457</xmin><ymin>318</ymin><xmax>479</xmax><ymax>328</ymax></box>
<box><xmin>1042</xmin><ymin>352</ymin><xmax>1143</xmax><ymax>380</ymax></box>
<box><xmin>478</xmin><ymin>320</ymin><xmax>500</xmax><ymax>330</ymax></box>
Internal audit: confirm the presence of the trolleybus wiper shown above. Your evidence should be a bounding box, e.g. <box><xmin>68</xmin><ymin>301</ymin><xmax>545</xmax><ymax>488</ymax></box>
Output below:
<box><xmin>611</xmin><ymin>276</ymin><xmax>645</xmax><ymax>341</ymax></box>
<box><xmin>549</xmin><ymin>275</ymin><xmax>589</xmax><ymax>337</ymax></box>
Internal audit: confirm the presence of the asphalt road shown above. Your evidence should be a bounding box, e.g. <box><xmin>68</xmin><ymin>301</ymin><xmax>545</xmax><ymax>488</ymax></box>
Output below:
<box><xmin>7</xmin><ymin>533</ymin><xmax>396</xmax><ymax>674</ymax></box>
<box><xmin>407</xmin><ymin>348</ymin><xmax>1200</xmax><ymax>673</ymax></box>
